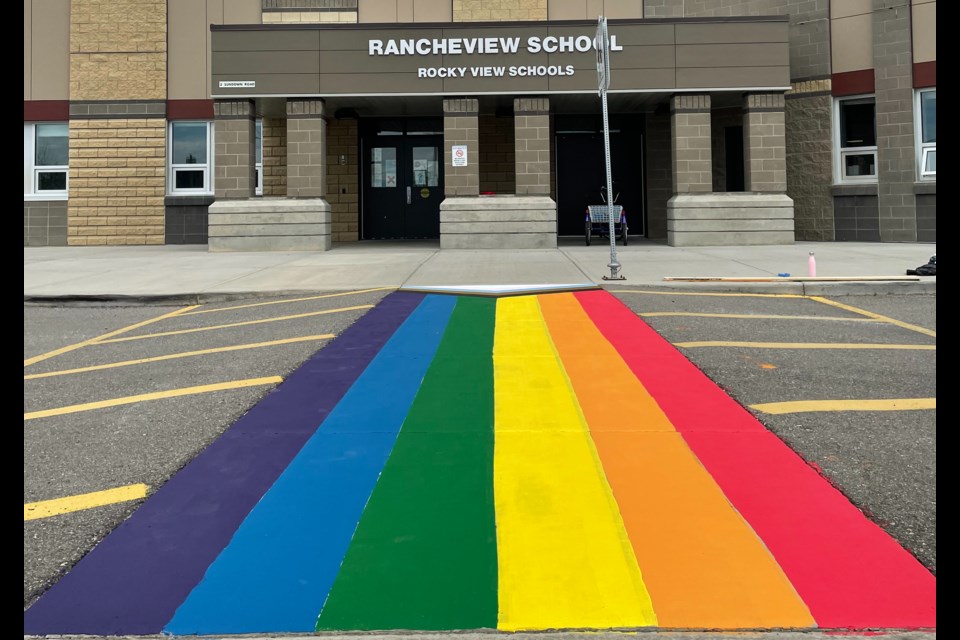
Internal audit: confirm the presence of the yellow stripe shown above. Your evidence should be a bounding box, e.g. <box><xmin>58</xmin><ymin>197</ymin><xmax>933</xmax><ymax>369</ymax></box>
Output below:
<box><xmin>493</xmin><ymin>296</ymin><xmax>656</xmax><ymax>631</ymax></box>
<box><xmin>93</xmin><ymin>305</ymin><xmax>372</xmax><ymax>344</ymax></box>
<box><xmin>752</xmin><ymin>398</ymin><xmax>937</xmax><ymax>414</ymax></box>
<box><xmin>24</xmin><ymin>305</ymin><xmax>199</xmax><ymax>367</ymax></box>
<box><xmin>610</xmin><ymin>289</ymin><xmax>805</xmax><ymax>299</ymax></box>
<box><xmin>179</xmin><ymin>287</ymin><xmax>393</xmax><ymax>316</ymax></box>
<box><xmin>25</xmin><ymin>484</ymin><xmax>149</xmax><ymax>521</ymax></box>
<box><xmin>24</xmin><ymin>376</ymin><xmax>282</xmax><ymax>421</ymax></box>
<box><xmin>641</xmin><ymin>312</ymin><xmax>875</xmax><ymax>322</ymax></box>
<box><xmin>674</xmin><ymin>341</ymin><xmax>935</xmax><ymax>350</ymax></box>
<box><xmin>24</xmin><ymin>335</ymin><xmax>334</xmax><ymax>380</ymax></box>
<box><xmin>809</xmin><ymin>296</ymin><xmax>937</xmax><ymax>338</ymax></box>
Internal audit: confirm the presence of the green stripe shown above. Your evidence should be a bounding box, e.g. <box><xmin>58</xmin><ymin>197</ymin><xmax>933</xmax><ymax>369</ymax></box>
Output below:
<box><xmin>316</xmin><ymin>296</ymin><xmax>498</xmax><ymax>631</ymax></box>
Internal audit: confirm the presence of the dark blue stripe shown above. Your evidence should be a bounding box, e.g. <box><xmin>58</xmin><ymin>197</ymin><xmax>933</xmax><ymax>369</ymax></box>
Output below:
<box><xmin>23</xmin><ymin>292</ymin><xmax>424</xmax><ymax>636</ymax></box>
<box><xmin>164</xmin><ymin>294</ymin><xmax>457</xmax><ymax>635</ymax></box>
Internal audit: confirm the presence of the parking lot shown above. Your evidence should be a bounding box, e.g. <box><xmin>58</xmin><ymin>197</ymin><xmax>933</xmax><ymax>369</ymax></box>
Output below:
<box><xmin>25</xmin><ymin>287</ymin><xmax>935</xmax><ymax>616</ymax></box>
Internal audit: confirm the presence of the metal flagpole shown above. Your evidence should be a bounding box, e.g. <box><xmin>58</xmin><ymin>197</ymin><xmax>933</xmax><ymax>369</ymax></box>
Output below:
<box><xmin>597</xmin><ymin>16</ymin><xmax>624</xmax><ymax>281</ymax></box>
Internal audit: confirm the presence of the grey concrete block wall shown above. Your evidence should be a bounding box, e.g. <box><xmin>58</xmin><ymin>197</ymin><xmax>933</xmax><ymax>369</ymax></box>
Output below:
<box><xmin>286</xmin><ymin>99</ymin><xmax>327</xmax><ymax>198</ymax></box>
<box><xmin>743</xmin><ymin>93</ymin><xmax>787</xmax><ymax>192</ymax></box>
<box><xmin>514</xmin><ymin>98</ymin><xmax>551</xmax><ymax>196</ymax></box>
<box><xmin>646</xmin><ymin>112</ymin><xmax>672</xmax><ymax>239</ymax></box>
<box><xmin>24</xmin><ymin>201</ymin><xmax>68</xmax><ymax>247</ymax></box>
<box><xmin>916</xmin><ymin>193</ymin><xmax>936</xmax><ymax>243</ymax></box>
<box><xmin>208</xmin><ymin>198</ymin><xmax>331</xmax><ymax>251</ymax></box>
<box><xmin>833</xmin><ymin>193</ymin><xmax>880</xmax><ymax>242</ymax></box>
<box><xmin>443</xmin><ymin>98</ymin><xmax>480</xmax><ymax>197</ymax></box>
<box><xmin>214</xmin><ymin>99</ymin><xmax>257</xmax><ymax>199</ymax></box>
<box><xmin>873</xmin><ymin>0</ymin><xmax>917</xmax><ymax>242</ymax></box>
<box><xmin>786</xmin><ymin>84</ymin><xmax>834</xmax><ymax>241</ymax></box>
<box><xmin>440</xmin><ymin>196</ymin><xmax>557</xmax><ymax>249</ymax></box>
<box><xmin>165</xmin><ymin>196</ymin><xmax>213</xmax><ymax>244</ymax></box>
<box><xmin>671</xmin><ymin>94</ymin><xmax>712</xmax><ymax>194</ymax></box>
<box><xmin>643</xmin><ymin>0</ymin><xmax>684</xmax><ymax>17</ymax></box>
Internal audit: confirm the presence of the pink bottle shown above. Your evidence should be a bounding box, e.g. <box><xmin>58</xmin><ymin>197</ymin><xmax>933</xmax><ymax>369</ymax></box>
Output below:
<box><xmin>808</xmin><ymin>251</ymin><xmax>817</xmax><ymax>277</ymax></box>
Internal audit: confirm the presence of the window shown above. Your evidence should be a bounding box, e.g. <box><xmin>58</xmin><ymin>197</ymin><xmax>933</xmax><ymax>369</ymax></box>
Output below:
<box><xmin>916</xmin><ymin>89</ymin><xmax>936</xmax><ymax>179</ymax></box>
<box><xmin>169</xmin><ymin>121</ymin><xmax>213</xmax><ymax>194</ymax></box>
<box><xmin>24</xmin><ymin>123</ymin><xmax>69</xmax><ymax>199</ymax></box>
<box><xmin>255</xmin><ymin>118</ymin><xmax>263</xmax><ymax>196</ymax></box>
<box><xmin>834</xmin><ymin>96</ymin><xmax>877</xmax><ymax>183</ymax></box>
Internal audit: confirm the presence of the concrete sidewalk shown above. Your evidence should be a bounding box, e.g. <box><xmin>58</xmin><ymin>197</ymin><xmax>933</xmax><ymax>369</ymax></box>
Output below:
<box><xmin>24</xmin><ymin>239</ymin><xmax>936</xmax><ymax>300</ymax></box>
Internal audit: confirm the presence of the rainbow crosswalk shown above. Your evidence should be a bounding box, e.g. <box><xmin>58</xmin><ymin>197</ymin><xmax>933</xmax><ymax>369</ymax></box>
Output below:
<box><xmin>23</xmin><ymin>291</ymin><xmax>936</xmax><ymax>636</ymax></box>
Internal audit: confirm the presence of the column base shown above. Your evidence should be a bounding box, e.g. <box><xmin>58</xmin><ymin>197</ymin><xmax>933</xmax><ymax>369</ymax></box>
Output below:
<box><xmin>208</xmin><ymin>198</ymin><xmax>332</xmax><ymax>252</ymax></box>
<box><xmin>440</xmin><ymin>196</ymin><xmax>557</xmax><ymax>249</ymax></box>
<box><xmin>667</xmin><ymin>193</ymin><xmax>795</xmax><ymax>247</ymax></box>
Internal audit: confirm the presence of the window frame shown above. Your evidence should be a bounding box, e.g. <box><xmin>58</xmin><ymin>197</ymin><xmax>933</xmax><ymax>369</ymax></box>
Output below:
<box><xmin>24</xmin><ymin>123</ymin><xmax>69</xmax><ymax>200</ymax></box>
<box><xmin>833</xmin><ymin>94</ymin><xmax>878</xmax><ymax>184</ymax></box>
<box><xmin>168</xmin><ymin>120</ymin><xmax>214</xmax><ymax>195</ymax></box>
<box><xmin>255</xmin><ymin>118</ymin><xmax>263</xmax><ymax>196</ymax></box>
<box><xmin>915</xmin><ymin>88</ymin><xmax>936</xmax><ymax>180</ymax></box>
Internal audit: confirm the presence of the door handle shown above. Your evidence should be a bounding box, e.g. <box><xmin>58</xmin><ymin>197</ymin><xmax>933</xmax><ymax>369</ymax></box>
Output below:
<box><xmin>406</xmin><ymin>186</ymin><xmax>412</xmax><ymax>204</ymax></box>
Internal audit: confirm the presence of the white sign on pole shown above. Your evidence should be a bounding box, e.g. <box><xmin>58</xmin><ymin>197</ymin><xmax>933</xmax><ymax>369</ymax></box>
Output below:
<box><xmin>452</xmin><ymin>145</ymin><xmax>469</xmax><ymax>167</ymax></box>
<box><xmin>595</xmin><ymin>18</ymin><xmax>611</xmax><ymax>94</ymax></box>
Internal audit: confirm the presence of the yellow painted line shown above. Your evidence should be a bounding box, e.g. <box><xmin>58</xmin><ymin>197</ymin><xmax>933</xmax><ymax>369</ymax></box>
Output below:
<box><xmin>24</xmin><ymin>376</ymin><xmax>282</xmax><ymax>421</ymax></box>
<box><xmin>674</xmin><ymin>341</ymin><xmax>935</xmax><ymax>350</ymax></box>
<box><xmin>25</xmin><ymin>335</ymin><xmax>334</xmax><ymax>380</ymax></box>
<box><xmin>25</xmin><ymin>484</ymin><xmax>149</xmax><ymax>521</ymax></box>
<box><xmin>493</xmin><ymin>296</ymin><xmax>657</xmax><ymax>631</ymax></box>
<box><xmin>179</xmin><ymin>287</ymin><xmax>393</xmax><ymax>316</ymax></box>
<box><xmin>809</xmin><ymin>296</ymin><xmax>937</xmax><ymax>338</ymax></box>
<box><xmin>752</xmin><ymin>398</ymin><xmax>937</xmax><ymax>415</ymax></box>
<box><xmin>24</xmin><ymin>305</ymin><xmax>199</xmax><ymax>367</ymax></box>
<box><xmin>641</xmin><ymin>311</ymin><xmax>875</xmax><ymax>322</ymax></box>
<box><xmin>93</xmin><ymin>305</ymin><xmax>373</xmax><ymax>344</ymax></box>
<box><xmin>610</xmin><ymin>289</ymin><xmax>805</xmax><ymax>299</ymax></box>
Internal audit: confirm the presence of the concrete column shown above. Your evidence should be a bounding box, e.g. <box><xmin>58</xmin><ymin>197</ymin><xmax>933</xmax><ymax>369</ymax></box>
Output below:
<box><xmin>670</xmin><ymin>94</ymin><xmax>712</xmax><ymax>194</ymax></box>
<box><xmin>286</xmin><ymin>99</ymin><xmax>327</xmax><ymax>198</ymax></box>
<box><xmin>213</xmin><ymin>99</ymin><xmax>256</xmax><ymax>199</ymax></box>
<box><xmin>514</xmin><ymin>97</ymin><xmax>551</xmax><ymax>196</ymax></box>
<box><xmin>873</xmin><ymin>0</ymin><xmax>917</xmax><ymax>241</ymax></box>
<box><xmin>443</xmin><ymin>98</ymin><xmax>479</xmax><ymax>197</ymax></box>
<box><xmin>743</xmin><ymin>93</ymin><xmax>787</xmax><ymax>192</ymax></box>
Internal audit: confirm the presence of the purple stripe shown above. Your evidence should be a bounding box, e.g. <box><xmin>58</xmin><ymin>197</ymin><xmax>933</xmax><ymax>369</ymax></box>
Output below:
<box><xmin>23</xmin><ymin>292</ymin><xmax>424</xmax><ymax>636</ymax></box>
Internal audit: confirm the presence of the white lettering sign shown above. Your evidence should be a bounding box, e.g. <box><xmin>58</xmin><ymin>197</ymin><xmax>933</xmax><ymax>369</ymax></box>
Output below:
<box><xmin>369</xmin><ymin>35</ymin><xmax>622</xmax><ymax>57</ymax></box>
<box><xmin>218</xmin><ymin>80</ymin><xmax>256</xmax><ymax>88</ymax></box>
<box><xmin>452</xmin><ymin>145</ymin><xmax>468</xmax><ymax>167</ymax></box>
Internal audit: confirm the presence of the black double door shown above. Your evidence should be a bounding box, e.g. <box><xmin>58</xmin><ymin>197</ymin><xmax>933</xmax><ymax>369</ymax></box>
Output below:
<box><xmin>363</xmin><ymin>136</ymin><xmax>443</xmax><ymax>239</ymax></box>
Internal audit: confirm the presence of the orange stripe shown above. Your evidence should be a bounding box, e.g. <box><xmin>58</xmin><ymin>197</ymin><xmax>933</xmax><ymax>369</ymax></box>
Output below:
<box><xmin>537</xmin><ymin>293</ymin><xmax>815</xmax><ymax>628</ymax></box>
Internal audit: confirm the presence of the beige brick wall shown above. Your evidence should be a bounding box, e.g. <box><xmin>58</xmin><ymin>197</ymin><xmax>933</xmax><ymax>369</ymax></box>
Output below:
<box><xmin>70</xmin><ymin>0</ymin><xmax>166</xmax><ymax>101</ymax></box>
<box><xmin>262</xmin><ymin>10</ymin><xmax>358</xmax><ymax>22</ymax></box>
<box><xmin>743</xmin><ymin>93</ymin><xmax>787</xmax><ymax>193</ymax></box>
<box><xmin>454</xmin><ymin>0</ymin><xmax>547</xmax><ymax>21</ymax></box>
<box><xmin>67</xmin><ymin>118</ymin><xmax>166</xmax><ymax>245</ymax></box>
<box><xmin>215</xmin><ymin>100</ymin><xmax>257</xmax><ymax>199</ymax></box>
<box><xmin>478</xmin><ymin>116</ymin><xmax>515</xmax><ymax>195</ymax></box>
<box><xmin>326</xmin><ymin>119</ymin><xmax>359</xmax><ymax>242</ymax></box>
<box><xmin>671</xmin><ymin>94</ymin><xmax>712</xmax><ymax>194</ymax></box>
<box><xmin>286</xmin><ymin>100</ymin><xmax>327</xmax><ymax>198</ymax></box>
<box><xmin>514</xmin><ymin>98</ymin><xmax>550</xmax><ymax>196</ymax></box>
<box><xmin>263</xmin><ymin>118</ymin><xmax>288</xmax><ymax>197</ymax></box>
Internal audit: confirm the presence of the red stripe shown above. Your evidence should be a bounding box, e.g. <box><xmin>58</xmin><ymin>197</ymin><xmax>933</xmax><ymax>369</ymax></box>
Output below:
<box><xmin>574</xmin><ymin>289</ymin><xmax>936</xmax><ymax>629</ymax></box>
<box><xmin>24</xmin><ymin>100</ymin><xmax>69</xmax><ymax>122</ymax></box>
<box><xmin>832</xmin><ymin>69</ymin><xmax>875</xmax><ymax>97</ymax></box>
<box><xmin>913</xmin><ymin>61</ymin><xmax>936</xmax><ymax>88</ymax></box>
<box><xmin>167</xmin><ymin>100</ymin><xmax>214</xmax><ymax>120</ymax></box>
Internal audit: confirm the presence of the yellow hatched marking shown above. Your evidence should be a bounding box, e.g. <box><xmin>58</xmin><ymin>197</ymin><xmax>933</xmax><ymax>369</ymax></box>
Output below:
<box><xmin>25</xmin><ymin>335</ymin><xmax>334</xmax><ymax>380</ymax></box>
<box><xmin>180</xmin><ymin>288</ymin><xmax>393</xmax><ymax>316</ymax></box>
<box><xmin>640</xmin><ymin>312</ymin><xmax>875</xmax><ymax>322</ymax></box>
<box><xmin>610</xmin><ymin>289</ymin><xmax>805</xmax><ymax>299</ymax></box>
<box><xmin>809</xmin><ymin>296</ymin><xmax>936</xmax><ymax>338</ymax></box>
<box><xmin>24</xmin><ymin>305</ymin><xmax>198</xmax><ymax>367</ymax></box>
<box><xmin>493</xmin><ymin>295</ymin><xmax>656</xmax><ymax>631</ymax></box>
<box><xmin>24</xmin><ymin>376</ymin><xmax>282</xmax><ymax>421</ymax></box>
<box><xmin>93</xmin><ymin>305</ymin><xmax>372</xmax><ymax>344</ymax></box>
<box><xmin>674</xmin><ymin>341</ymin><xmax>935</xmax><ymax>350</ymax></box>
<box><xmin>25</xmin><ymin>484</ymin><xmax>149</xmax><ymax>521</ymax></box>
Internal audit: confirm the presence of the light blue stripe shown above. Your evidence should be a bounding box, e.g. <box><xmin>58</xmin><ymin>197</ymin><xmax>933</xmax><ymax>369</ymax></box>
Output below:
<box><xmin>164</xmin><ymin>294</ymin><xmax>457</xmax><ymax>634</ymax></box>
